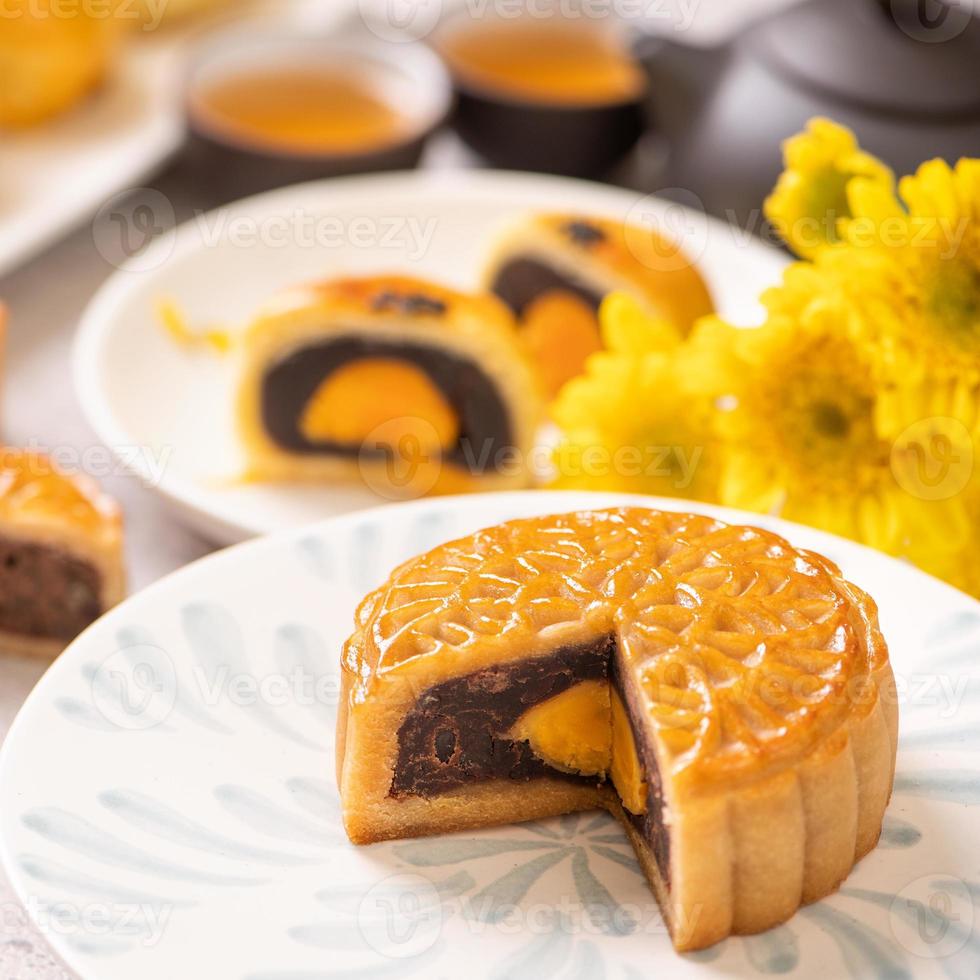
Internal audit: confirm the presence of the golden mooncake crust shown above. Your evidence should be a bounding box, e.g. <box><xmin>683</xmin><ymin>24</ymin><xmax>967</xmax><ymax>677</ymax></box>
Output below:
<box><xmin>0</xmin><ymin>449</ymin><xmax>125</xmax><ymax>657</ymax></box>
<box><xmin>482</xmin><ymin>212</ymin><xmax>716</xmax><ymax>332</ymax></box>
<box><xmin>0</xmin><ymin>449</ymin><xmax>120</xmax><ymax>535</ymax></box>
<box><xmin>236</xmin><ymin>274</ymin><xmax>543</xmax><ymax>495</ymax></box>
<box><xmin>338</xmin><ymin>508</ymin><xmax>897</xmax><ymax>951</ymax></box>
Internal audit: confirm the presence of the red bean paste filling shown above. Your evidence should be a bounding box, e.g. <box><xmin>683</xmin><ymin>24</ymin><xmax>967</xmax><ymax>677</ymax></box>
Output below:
<box><xmin>260</xmin><ymin>337</ymin><xmax>515</xmax><ymax>475</ymax></box>
<box><xmin>0</xmin><ymin>536</ymin><xmax>102</xmax><ymax>640</ymax></box>
<box><xmin>390</xmin><ymin>636</ymin><xmax>671</xmax><ymax>885</ymax></box>
<box><xmin>489</xmin><ymin>257</ymin><xmax>605</xmax><ymax>319</ymax></box>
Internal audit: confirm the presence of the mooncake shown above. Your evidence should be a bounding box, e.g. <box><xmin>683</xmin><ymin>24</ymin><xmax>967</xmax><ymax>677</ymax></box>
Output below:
<box><xmin>337</xmin><ymin>508</ymin><xmax>897</xmax><ymax>951</ymax></box>
<box><xmin>0</xmin><ymin>0</ymin><xmax>122</xmax><ymax>128</ymax></box>
<box><xmin>0</xmin><ymin>449</ymin><xmax>125</xmax><ymax>656</ymax></box>
<box><xmin>482</xmin><ymin>213</ymin><xmax>714</xmax><ymax>394</ymax></box>
<box><xmin>236</xmin><ymin>275</ymin><xmax>543</xmax><ymax>497</ymax></box>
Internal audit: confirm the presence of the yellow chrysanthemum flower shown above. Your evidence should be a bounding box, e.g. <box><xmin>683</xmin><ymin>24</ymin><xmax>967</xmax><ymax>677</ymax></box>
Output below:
<box><xmin>702</xmin><ymin>264</ymin><xmax>940</xmax><ymax>553</ymax></box>
<box><xmin>840</xmin><ymin>158</ymin><xmax>980</xmax><ymax>382</ymax></box>
<box><xmin>878</xmin><ymin>379</ymin><xmax>978</xmax><ymax>554</ymax></box>
<box><xmin>553</xmin><ymin>121</ymin><xmax>980</xmax><ymax>599</ymax></box>
<box><xmin>550</xmin><ymin>294</ymin><xmax>721</xmax><ymax>501</ymax></box>
<box><xmin>764</xmin><ymin>118</ymin><xmax>894</xmax><ymax>260</ymax></box>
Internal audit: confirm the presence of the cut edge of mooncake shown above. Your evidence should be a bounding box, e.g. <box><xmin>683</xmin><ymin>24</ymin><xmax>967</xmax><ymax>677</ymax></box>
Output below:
<box><xmin>235</xmin><ymin>274</ymin><xmax>544</xmax><ymax>496</ymax></box>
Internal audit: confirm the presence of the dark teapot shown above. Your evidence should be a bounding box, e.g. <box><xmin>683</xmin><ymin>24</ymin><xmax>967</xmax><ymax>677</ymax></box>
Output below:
<box><xmin>637</xmin><ymin>0</ymin><xmax>980</xmax><ymax>226</ymax></box>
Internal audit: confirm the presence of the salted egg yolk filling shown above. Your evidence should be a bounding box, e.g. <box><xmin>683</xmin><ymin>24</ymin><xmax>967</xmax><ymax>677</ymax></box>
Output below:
<box><xmin>299</xmin><ymin>357</ymin><xmax>460</xmax><ymax>452</ymax></box>
<box><xmin>520</xmin><ymin>290</ymin><xmax>602</xmax><ymax>398</ymax></box>
<box><xmin>508</xmin><ymin>680</ymin><xmax>648</xmax><ymax>814</ymax></box>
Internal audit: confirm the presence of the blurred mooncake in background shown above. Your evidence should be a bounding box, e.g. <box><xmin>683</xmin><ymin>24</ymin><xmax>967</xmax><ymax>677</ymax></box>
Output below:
<box><xmin>482</xmin><ymin>213</ymin><xmax>714</xmax><ymax>396</ymax></box>
<box><xmin>0</xmin><ymin>0</ymin><xmax>125</xmax><ymax>128</ymax></box>
<box><xmin>235</xmin><ymin>275</ymin><xmax>543</xmax><ymax>499</ymax></box>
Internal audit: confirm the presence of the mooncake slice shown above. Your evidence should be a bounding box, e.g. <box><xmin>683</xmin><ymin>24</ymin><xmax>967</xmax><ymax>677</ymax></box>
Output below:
<box><xmin>0</xmin><ymin>449</ymin><xmax>125</xmax><ymax>656</ymax></box>
<box><xmin>482</xmin><ymin>213</ymin><xmax>714</xmax><ymax>394</ymax></box>
<box><xmin>236</xmin><ymin>275</ymin><xmax>543</xmax><ymax>497</ymax></box>
<box><xmin>337</xmin><ymin>508</ymin><xmax>897</xmax><ymax>952</ymax></box>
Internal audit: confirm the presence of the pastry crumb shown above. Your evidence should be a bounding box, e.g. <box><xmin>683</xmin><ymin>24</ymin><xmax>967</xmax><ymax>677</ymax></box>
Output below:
<box><xmin>156</xmin><ymin>298</ymin><xmax>233</xmax><ymax>354</ymax></box>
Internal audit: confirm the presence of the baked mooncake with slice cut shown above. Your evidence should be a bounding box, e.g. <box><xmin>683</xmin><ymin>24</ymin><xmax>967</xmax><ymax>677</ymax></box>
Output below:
<box><xmin>236</xmin><ymin>275</ymin><xmax>543</xmax><ymax>497</ymax></box>
<box><xmin>482</xmin><ymin>213</ymin><xmax>715</xmax><ymax>395</ymax></box>
<box><xmin>0</xmin><ymin>449</ymin><xmax>125</xmax><ymax>656</ymax></box>
<box><xmin>337</xmin><ymin>507</ymin><xmax>897</xmax><ymax>952</ymax></box>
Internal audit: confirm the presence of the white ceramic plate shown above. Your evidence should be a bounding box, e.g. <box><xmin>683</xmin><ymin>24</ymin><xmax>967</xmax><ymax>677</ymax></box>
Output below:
<box><xmin>1</xmin><ymin>489</ymin><xmax>978</xmax><ymax>980</ymax></box>
<box><xmin>73</xmin><ymin>170</ymin><xmax>788</xmax><ymax>546</ymax></box>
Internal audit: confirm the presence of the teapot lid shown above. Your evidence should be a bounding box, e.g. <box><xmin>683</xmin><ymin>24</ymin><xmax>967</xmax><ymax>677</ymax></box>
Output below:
<box><xmin>750</xmin><ymin>0</ymin><xmax>980</xmax><ymax>118</ymax></box>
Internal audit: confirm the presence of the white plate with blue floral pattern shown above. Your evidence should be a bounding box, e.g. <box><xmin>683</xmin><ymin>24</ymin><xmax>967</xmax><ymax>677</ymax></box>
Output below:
<box><xmin>1</xmin><ymin>490</ymin><xmax>978</xmax><ymax>980</ymax></box>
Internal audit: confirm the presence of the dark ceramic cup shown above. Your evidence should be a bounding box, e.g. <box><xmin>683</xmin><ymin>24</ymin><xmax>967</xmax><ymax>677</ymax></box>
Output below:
<box><xmin>183</xmin><ymin>32</ymin><xmax>452</xmax><ymax>200</ymax></box>
<box><xmin>431</xmin><ymin>11</ymin><xmax>646</xmax><ymax>179</ymax></box>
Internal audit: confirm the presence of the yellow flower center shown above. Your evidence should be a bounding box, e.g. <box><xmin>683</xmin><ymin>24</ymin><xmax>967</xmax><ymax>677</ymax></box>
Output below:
<box><xmin>810</xmin><ymin>400</ymin><xmax>851</xmax><ymax>439</ymax></box>
<box><xmin>761</xmin><ymin>335</ymin><xmax>884</xmax><ymax>488</ymax></box>
<box><xmin>923</xmin><ymin>254</ymin><xmax>980</xmax><ymax>353</ymax></box>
